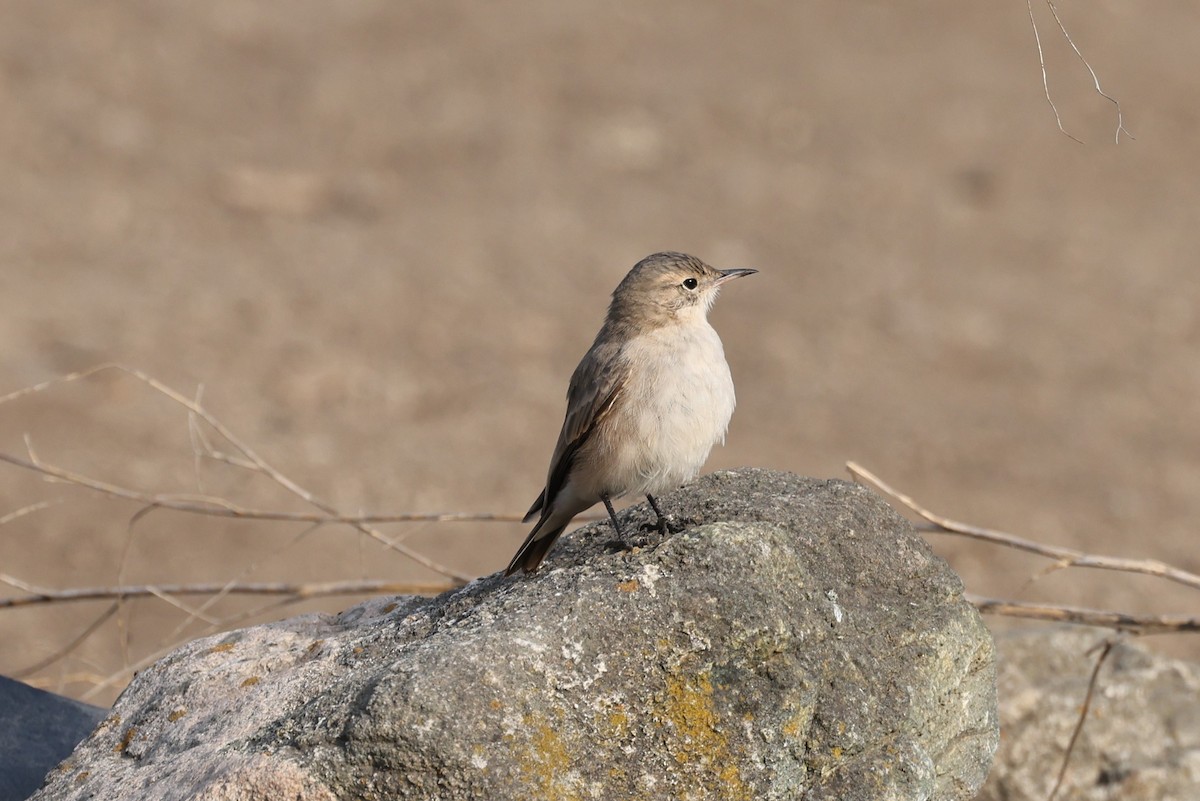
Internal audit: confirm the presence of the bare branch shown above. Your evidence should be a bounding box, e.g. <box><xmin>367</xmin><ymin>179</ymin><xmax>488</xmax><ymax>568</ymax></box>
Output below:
<box><xmin>847</xmin><ymin>462</ymin><xmax>1200</xmax><ymax>592</ymax></box>
<box><xmin>1027</xmin><ymin>0</ymin><xmax>1083</xmax><ymax>144</ymax></box>
<box><xmin>77</xmin><ymin>585</ymin><xmax>391</xmax><ymax>702</ymax></box>
<box><xmin>967</xmin><ymin>595</ymin><xmax>1200</xmax><ymax>634</ymax></box>
<box><xmin>1049</xmin><ymin>636</ymin><xmax>1118</xmax><ymax>801</ymax></box>
<box><xmin>1026</xmin><ymin>0</ymin><xmax>1132</xmax><ymax>144</ymax></box>
<box><xmin>0</xmin><ymin>363</ymin><xmax>121</xmax><ymax>406</ymax></box>
<box><xmin>1044</xmin><ymin>0</ymin><xmax>1133</xmax><ymax>143</ymax></box>
<box><xmin>0</xmin><ymin>500</ymin><xmax>60</xmax><ymax>526</ymax></box>
<box><xmin>11</xmin><ymin>603</ymin><xmax>120</xmax><ymax>678</ymax></box>
<box><xmin>0</xmin><ymin>449</ymin><xmax>524</xmax><ymax>526</ymax></box>
<box><xmin>2</xmin><ymin>364</ymin><xmax>484</xmax><ymax>582</ymax></box>
<box><xmin>0</xmin><ymin>576</ymin><xmax>456</xmax><ymax>609</ymax></box>
<box><xmin>145</xmin><ymin>586</ymin><xmax>222</xmax><ymax>626</ymax></box>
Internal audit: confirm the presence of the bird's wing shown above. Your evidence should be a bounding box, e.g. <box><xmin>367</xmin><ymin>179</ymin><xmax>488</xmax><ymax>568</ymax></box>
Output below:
<box><xmin>524</xmin><ymin>339</ymin><xmax>628</xmax><ymax>522</ymax></box>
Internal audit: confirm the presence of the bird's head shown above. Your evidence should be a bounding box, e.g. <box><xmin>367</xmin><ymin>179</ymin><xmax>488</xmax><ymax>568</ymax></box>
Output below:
<box><xmin>608</xmin><ymin>252</ymin><xmax>756</xmax><ymax>327</ymax></box>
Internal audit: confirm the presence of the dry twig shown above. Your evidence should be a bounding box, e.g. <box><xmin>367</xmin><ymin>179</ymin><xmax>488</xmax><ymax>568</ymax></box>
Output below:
<box><xmin>0</xmin><ymin>575</ymin><xmax>456</xmax><ymax>609</ymax></box>
<box><xmin>965</xmin><ymin>595</ymin><xmax>1200</xmax><ymax>635</ymax></box>
<box><xmin>1049</xmin><ymin>637</ymin><xmax>1119</xmax><ymax>801</ymax></box>
<box><xmin>847</xmin><ymin>461</ymin><xmax>1192</xmax><ymax>798</ymax></box>
<box><xmin>1026</xmin><ymin>0</ymin><xmax>1132</xmax><ymax>144</ymax></box>
<box><xmin>0</xmin><ymin>364</ymin><xmax>613</xmax><ymax>696</ymax></box>
<box><xmin>0</xmin><ymin>450</ymin><xmax>525</xmax><ymax>527</ymax></box>
<box><xmin>846</xmin><ymin>462</ymin><xmax>1200</xmax><ymax>592</ymax></box>
<box><xmin>0</xmin><ymin>363</ymin><xmax>487</xmax><ymax>582</ymax></box>
<box><xmin>1027</xmin><ymin>0</ymin><xmax>1081</xmax><ymax>144</ymax></box>
<box><xmin>12</xmin><ymin>603</ymin><xmax>119</xmax><ymax>679</ymax></box>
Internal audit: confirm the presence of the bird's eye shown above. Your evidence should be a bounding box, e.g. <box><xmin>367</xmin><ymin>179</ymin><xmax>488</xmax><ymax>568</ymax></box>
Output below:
<box><xmin>682</xmin><ymin>277</ymin><xmax>698</xmax><ymax>290</ymax></box>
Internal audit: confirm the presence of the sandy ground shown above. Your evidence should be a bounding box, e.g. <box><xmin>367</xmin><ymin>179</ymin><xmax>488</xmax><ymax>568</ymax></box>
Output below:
<box><xmin>2</xmin><ymin>2</ymin><xmax>1199</xmax><ymax>705</ymax></box>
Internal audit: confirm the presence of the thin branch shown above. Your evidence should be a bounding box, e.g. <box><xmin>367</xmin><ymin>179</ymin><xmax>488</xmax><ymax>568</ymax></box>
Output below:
<box><xmin>0</xmin><ymin>500</ymin><xmax>60</xmax><ymax>526</ymax></box>
<box><xmin>11</xmin><ymin>603</ymin><xmax>120</xmax><ymax>678</ymax></box>
<box><xmin>145</xmin><ymin>586</ymin><xmax>222</xmax><ymax>626</ymax></box>
<box><xmin>2</xmin><ymin>364</ymin><xmax>478</xmax><ymax>581</ymax></box>
<box><xmin>78</xmin><ymin>585</ymin><xmax>387</xmax><ymax>702</ymax></box>
<box><xmin>1049</xmin><ymin>637</ymin><xmax>1118</xmax><ymax>801</ymax></box>
<box><xmin>0</xmin><ymin>450</ymin><xmax>524</xmax><ymax>525</ymax></box>
<box><xmin>0</xmin><ymin>363</ymin><xmax>119</xmax><ymax>406</ymax></box>
<box><xmin>156</xmin><ymin>521</ymin><xmax>329</xmax><ymax>646</ymax></box>
<box><xmin>1027</xmin><ymin>0</ymin><xmax>1082</xmax><ymax>144</ymax></box>
<box><xmin>188</xmin><ymin>382</ymin><xmax>210</xmax><ymax>495</ymax></box>
<box><xmin>847</xmin><ymin>462</ymin><xmax>1200</xmax><ymax>592</ymax></box>
<box><xmin>967</xmin><ymin>595</ymin><xmax>1200</xmax><ymax>634</ymax></box>
<box><xmin>0</xmin><ymin>575</ymin><xmax>456</xmax><ymax>609</ymax></box>
<box><xmin>24</xmin><ymin>673</ymin><xmax>110</xmax><ymax>693</ymax></box>
<box><xmin>115</xmin><ymin>483</ymin><xmax>149</xmax><ymax>671</ymax></box>
<box><xmin>1044</xmin><ymin>0</ymin><xmax>1133</xmax><ymax>144</ymax></box>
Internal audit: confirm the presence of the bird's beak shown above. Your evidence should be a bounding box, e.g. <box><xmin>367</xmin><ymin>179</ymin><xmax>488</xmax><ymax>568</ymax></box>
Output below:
<box><xmin>715</xmin><ymin>268</ymin><xmax>758</xmax><ymax>285</ymax></box>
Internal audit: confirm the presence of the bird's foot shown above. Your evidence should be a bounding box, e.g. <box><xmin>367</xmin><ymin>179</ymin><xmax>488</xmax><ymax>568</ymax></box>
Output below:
<box><xmin>603</xmin><ymin>532</ymin><xmax>655</xmax><ymax>554</ymax></box>
<box><xmin>641</xmin><ymin>514</ymin><xmax>685</xmax><ymax>536</ymax></box>
<box><xmin>643</xmin><ymin>494</ymin><xmax>685</xmax><ymax>536</ymax></box>
<box><xmin>602</xmin><ymin>537</ymin><xmax>629</xmax><ymax>554</ymax></box>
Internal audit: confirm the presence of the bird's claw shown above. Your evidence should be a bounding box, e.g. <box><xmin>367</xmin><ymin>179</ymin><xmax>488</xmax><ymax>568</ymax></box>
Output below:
<box><xmin>640</xmin><ymin>514</ymin><xmax>684</xmax><ymax>536</ymax></box>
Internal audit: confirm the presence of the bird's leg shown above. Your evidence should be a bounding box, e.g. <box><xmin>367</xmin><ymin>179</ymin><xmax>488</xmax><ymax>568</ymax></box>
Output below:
<box><xmin>601</xmin><ymin>494</ymin><xmax>637</xmax><ymax>554</ymax></box>
<box><xmin>646</xmin><ymin>494</ymin><xmax>683</xmax><ymax>535</ymax></box>
<box><xmin>602</xmin><ymin>494</ymin><xmax>624</xmax><ymax>538</ymax></box>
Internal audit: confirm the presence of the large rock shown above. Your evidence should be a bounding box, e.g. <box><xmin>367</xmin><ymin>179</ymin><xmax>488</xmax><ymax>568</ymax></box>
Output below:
<box><xmin>979</xmin><ymin>627</ymin><xmax>1200</xmax><ymax>801</ymax></box>
<box><xmin>0</xmin><ymin>676</ymin><xmax>105</xmax><ymax>801</ymax></box>
<box><xmin>32</xmin><ymin>469</ymin><xmax>997</xmax><ymax>800</ymax></box>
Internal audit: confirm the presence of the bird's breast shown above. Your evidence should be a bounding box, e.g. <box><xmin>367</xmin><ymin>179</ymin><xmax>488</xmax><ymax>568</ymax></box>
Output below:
<box><xmin>600</xmin><ymin>321</ymin><xmax>736</xmax><ymax>494</ymax></box>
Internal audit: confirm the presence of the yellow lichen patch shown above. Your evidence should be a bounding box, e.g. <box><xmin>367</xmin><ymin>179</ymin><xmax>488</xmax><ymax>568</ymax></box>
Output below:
<box><xmin>241</xmin><ymin>676</ymin><xmax>261</xmax><ymax>688</ymax></box>
<box><xmin>207</xmin><ymin>642</ymin><xmax>236</xmax><ymax>655</ymax></box>
<box><xmin>516</xmin><ymin>712</ymin><xmax>579</xmax><ymax>801</ymax></box>
<box><xmin>606</xmin><ymin>708</ymin><xmax>631</xmax><ymax>738</ymax></box>
<box><xmin>781</xmin><ymin>709</ymin><xmax>809</xmax><ymax>738</ymax></box>
<box><xmin>114</xmin><ymin>726</ymin><xmax>137</xmax><ymax>753</ymax></box>
<box><xmin>662</xmin><ymin>672</ymin><xmax>750</xmax><ymax>800</ymax></box>
<box><xmin>616</xmin><ymin>579</ymin><xmax>640</xmax><ymax>593</ymax></box>
<box><xmin>167</xmin><ymin>708</ymin><xmax>187</xmax><ymax>723</ymax></box>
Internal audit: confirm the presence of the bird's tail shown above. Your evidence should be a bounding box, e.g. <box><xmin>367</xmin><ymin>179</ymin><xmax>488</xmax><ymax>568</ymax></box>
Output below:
<box><xmin>504</xmin><ymin>513</ymin><xmax>569</xmax><ymax>576</ymax></box>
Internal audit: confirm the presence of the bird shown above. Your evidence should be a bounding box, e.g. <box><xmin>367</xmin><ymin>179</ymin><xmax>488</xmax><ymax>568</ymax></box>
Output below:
<box><xmin>504</xmin><ymin>251</ymin><xmax>756</xmax><ymax>575</ymax></box>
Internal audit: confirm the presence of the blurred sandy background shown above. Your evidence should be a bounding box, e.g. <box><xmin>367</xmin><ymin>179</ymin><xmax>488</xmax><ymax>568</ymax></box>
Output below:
<box><xmin>2</xmin><ymin>1</ymin><xmax>1198</xmax><ymax>704</ymax></box>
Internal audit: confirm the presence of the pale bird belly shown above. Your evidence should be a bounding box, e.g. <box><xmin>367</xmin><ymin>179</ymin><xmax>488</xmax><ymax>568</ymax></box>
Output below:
<box><xmin>595</xmin><ymin>324</ymin><xmax>736</xmax><ymax>498</ymax></box>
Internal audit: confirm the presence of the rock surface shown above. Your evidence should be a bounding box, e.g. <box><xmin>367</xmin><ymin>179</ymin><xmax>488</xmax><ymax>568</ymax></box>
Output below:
<box><xmin>979</xmin><ymin>627</ymin><xmax>1200</xmax><ymax>801</ymax></box>
<box><xmin>0</xmin><ymin>676</ymin><xmax>105</xmax><ymax>801</ymax></box>
<box><xmin>32</xmin><ymin>469</ymin><xmax>997</xmax><ymax>800</ymax></box>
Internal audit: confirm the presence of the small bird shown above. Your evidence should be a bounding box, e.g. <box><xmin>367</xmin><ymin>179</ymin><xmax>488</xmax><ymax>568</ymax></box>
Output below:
<box><xmin>505</xmin><ymin>252</ymin><xmax>756</xmax><ymax>575</ymax></box>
